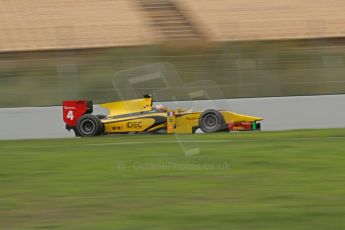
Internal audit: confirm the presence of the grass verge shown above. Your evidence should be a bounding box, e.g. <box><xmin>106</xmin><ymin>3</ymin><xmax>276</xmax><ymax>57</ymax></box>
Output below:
<box><xmin>1</xmin><ymin>128</ymin><xmax>345</xmax><ymax>229</ymax></box>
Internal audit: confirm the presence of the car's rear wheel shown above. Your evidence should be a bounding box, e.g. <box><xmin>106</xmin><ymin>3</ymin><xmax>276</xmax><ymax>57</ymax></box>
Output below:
<box><xmin>199</xmin><ymin>109</ymin><xmax>226</xmax><ymax>133</ymax></box>
<box><xmin>76</xmin><ymin>114</ymin><xmax>103</xmax><ymax>137</ymax></box>
<box><xmin>73</xmin><ymin>127</ymin><xmax>81</xmax><ymax>137</ymax></box>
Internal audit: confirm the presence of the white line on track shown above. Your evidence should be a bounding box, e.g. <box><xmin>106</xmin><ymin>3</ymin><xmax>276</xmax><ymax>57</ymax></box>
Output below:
<box><xmin>0</xmin><ymin>136</ymin><xmax>345</xmax><ymax>149</ymax></box>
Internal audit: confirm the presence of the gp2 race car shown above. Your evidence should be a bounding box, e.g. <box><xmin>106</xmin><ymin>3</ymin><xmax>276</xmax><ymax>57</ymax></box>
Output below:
<box><xmin>62</xmin><ymin>95</ymin><xmax>263</xmax><ymax>137</ymax></box>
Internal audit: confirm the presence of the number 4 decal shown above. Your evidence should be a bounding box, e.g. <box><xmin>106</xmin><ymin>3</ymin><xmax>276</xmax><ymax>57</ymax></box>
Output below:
<box><xmin>67</xmin><ymin>110</ymin><xmax>74</xmax><ymax>120</ymax></box>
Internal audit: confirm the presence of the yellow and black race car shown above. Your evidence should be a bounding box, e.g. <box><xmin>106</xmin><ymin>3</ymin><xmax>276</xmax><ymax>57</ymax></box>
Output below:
<box><xmin>63</xmin><ymin>95</ymin><xmax>263</xmax><ymax>137</ymax></box>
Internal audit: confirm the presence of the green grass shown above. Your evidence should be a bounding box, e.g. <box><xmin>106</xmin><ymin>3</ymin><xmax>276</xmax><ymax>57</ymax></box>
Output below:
<box><xmin>1</xmin><ymin>128</ymin><xmax>345</xmax><ymax>229</ymax></box>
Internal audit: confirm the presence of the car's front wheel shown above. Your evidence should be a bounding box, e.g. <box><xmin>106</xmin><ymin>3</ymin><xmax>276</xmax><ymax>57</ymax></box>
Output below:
<box><xmin>199</xmin><ymin>109</ymin><xmax>227</xmax><ymax>133</ymax></box>
<box><xmin>76</xmin><ymin>114</ymin><xmax>103</xmax><ymax>137</ymax></box>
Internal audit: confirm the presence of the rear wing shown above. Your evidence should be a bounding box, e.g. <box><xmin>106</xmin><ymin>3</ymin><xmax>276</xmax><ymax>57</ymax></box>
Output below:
<box><xmin>62</xmin><ymin>100</ymin><xmax>93</xmax><ymax>128</ymax></box>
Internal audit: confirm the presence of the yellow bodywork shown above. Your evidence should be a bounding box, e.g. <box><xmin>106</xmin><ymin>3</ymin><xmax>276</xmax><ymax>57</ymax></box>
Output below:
<box><xmin>98</xmin><ymin>97</ymin><xmax>263</xmax><ymax>134</ymax></box>
<box><xmin>222</xmin><ymin>111</ymin><xmax>263</xmax><ymax>123</ymax></box>
<box><xmin>100</xmin><ymin>97</ymin><xmax>152</xmax><ymax>117</ymax></box>
<box><xmin>102</xmin><ymin>113</ymin><xmax>166</xmax><ymax>133</ymax></box>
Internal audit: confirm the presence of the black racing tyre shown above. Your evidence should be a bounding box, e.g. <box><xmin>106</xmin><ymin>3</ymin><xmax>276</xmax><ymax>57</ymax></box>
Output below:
<box><xmin>73</xmin><ymin>127</ymin><xmax>81</xmax><ymax>137</ymax></box>
<box><xmin>95</xmin><ymin>115</ymin><xmax>106</xmax><ymax>133</ymax></box>
<box><xmin>199</xmin><ymin>109</ymin><xmax>226</xmax><ymax>133</ymax></box>
<box><xmin>76</xmin><ymin>114</ymin><xmax>103</xmax><ymax>137</ymax></box>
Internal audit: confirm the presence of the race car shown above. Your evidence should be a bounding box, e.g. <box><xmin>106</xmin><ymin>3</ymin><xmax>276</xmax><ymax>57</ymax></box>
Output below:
<box><xmin>62</xmin><ymin>95</ymin><xmax>263</xmax><ymax>137</ymax></box>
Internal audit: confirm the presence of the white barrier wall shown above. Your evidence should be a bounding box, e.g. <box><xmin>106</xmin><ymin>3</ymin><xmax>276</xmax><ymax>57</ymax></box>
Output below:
<box><xmin>0</xmin><ymin>95</ymin><xmax>344</xmax><ymax>140</ymax></box>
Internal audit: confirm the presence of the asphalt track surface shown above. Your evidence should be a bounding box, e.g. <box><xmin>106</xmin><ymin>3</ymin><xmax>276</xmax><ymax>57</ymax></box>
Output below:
<box><xmin>0</xmin><ymin>94</ymin><xmax>344</xmax><ymax>140</ymax></box>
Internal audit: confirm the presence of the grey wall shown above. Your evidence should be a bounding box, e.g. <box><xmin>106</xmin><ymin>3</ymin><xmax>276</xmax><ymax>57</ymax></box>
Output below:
<box><xmin>1</xmin><ymin>95</ymin><xmax>344</xmax><ymax>140</ymax></box>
